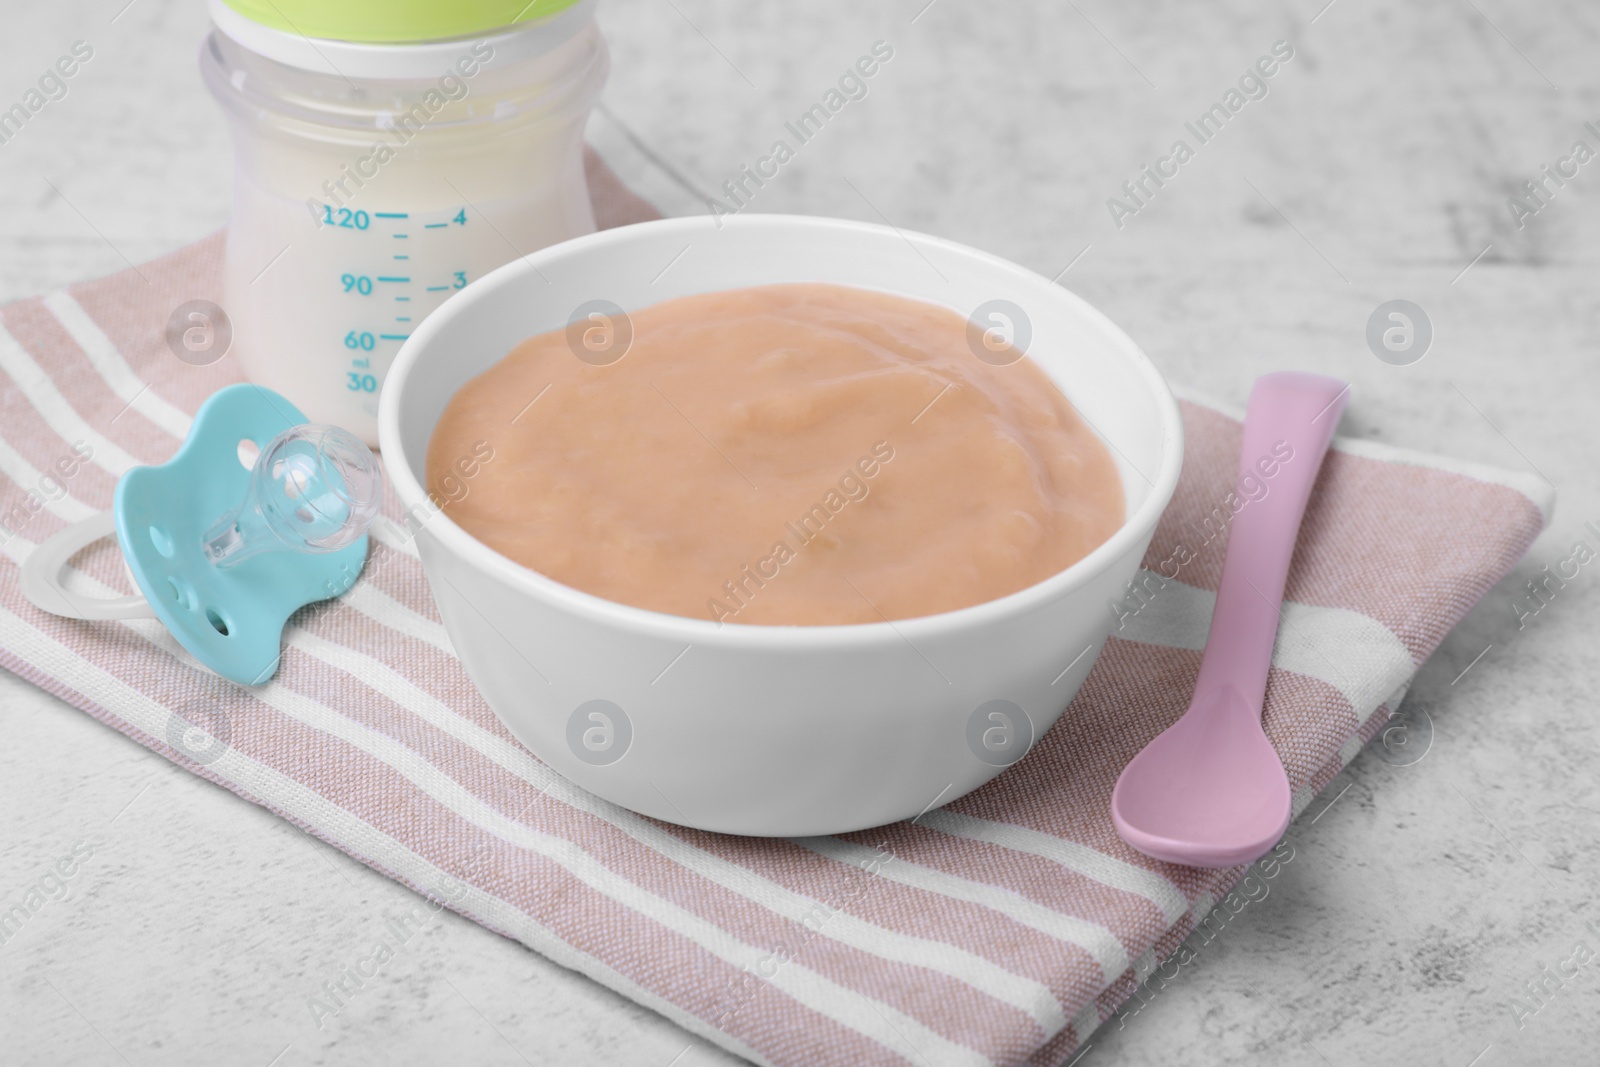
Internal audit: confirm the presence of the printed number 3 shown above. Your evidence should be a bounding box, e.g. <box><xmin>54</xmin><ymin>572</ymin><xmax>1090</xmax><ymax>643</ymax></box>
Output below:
<box><xmin>453</xmin><ymin>271</ymin><xmax>467</xmax><ymax>289</ymax></box>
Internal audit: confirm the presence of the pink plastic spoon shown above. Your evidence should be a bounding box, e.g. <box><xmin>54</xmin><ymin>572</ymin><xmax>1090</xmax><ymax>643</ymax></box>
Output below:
<box><xmin>1111</xmin><ymin>371</ymin><xmax>1350</xmax><ymax>868</ymax></box>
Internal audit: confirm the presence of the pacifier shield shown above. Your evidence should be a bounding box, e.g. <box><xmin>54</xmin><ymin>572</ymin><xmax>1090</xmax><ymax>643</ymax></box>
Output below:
<box><xmin>114</xmin><ymin>385</ymin><xmax>370</xmax><ymax>685</ymax></box>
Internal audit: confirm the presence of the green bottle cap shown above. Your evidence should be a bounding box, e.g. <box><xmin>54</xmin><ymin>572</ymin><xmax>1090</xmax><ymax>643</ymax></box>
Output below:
<box><xmin>217</xmin><ymin>0</ymin><xmax>583</xmax><ymax>43</ymax></box>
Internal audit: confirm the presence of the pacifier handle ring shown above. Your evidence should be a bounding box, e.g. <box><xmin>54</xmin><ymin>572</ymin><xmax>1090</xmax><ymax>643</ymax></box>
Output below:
<box><xmin>20</xmin><ymin>512</ymin><xmax>157</xmax><ymax>621</ymax></box>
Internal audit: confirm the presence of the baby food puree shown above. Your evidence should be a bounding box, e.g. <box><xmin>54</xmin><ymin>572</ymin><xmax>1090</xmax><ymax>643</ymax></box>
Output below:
<box><xmin>426</xmin><ymin>283</ymin><xmax>1123</xmax><ymax>625</ymax></box>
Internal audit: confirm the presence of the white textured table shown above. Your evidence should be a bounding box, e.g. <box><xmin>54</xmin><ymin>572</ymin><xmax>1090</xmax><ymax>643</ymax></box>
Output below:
<box><xmin>2</xmin><ymin>1</ymin><xmax>1597</xmax><ymax>1064</ymax></box>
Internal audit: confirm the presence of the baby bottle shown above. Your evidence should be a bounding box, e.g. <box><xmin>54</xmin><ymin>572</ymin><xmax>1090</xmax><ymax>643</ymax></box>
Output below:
<box><xmin>200</xmin><ymin>0</ymin><xmax>609</xmax><ymax>444</ymax></box>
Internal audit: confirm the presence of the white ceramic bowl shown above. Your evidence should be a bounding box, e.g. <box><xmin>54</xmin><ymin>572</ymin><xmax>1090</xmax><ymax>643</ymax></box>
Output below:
<box><xmin>379</xmin><ymin>214</ymin><xmax>1183</xmax><ymax>836</ymax></box>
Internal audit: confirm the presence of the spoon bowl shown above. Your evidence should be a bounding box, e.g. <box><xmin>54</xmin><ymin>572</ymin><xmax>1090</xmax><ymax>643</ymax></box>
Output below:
<box><xmin>1111</xmin><ymin>685</ymin><xmax>1293</xmax><ymax>867</ymax></box>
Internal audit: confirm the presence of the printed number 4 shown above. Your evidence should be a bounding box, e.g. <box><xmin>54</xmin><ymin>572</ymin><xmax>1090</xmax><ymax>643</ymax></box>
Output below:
<box><xmin>453</xmin><ymin>209</ymin><xmax>467</xmax><ymax>225</ymax></box>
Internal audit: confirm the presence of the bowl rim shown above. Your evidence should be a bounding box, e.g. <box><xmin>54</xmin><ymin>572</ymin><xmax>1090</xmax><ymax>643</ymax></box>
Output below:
<box><xmin>378</xmin><ymin>212</ymin><xmax>1184</xmax><ymax>650</ymax></box>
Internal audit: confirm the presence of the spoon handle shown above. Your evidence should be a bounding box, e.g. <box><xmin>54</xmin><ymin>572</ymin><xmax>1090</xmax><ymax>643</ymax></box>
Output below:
<box><xmin>1191</xmin><ymin>373</ymin><xmax>1350</xmax><ymax>712</ymax></box>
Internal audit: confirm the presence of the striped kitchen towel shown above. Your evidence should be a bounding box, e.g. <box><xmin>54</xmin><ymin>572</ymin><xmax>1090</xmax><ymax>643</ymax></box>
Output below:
<box><xmin>0</xmin><ymin>152</ymin><xmax>1551</xmax><ymax>1067</ymax></box>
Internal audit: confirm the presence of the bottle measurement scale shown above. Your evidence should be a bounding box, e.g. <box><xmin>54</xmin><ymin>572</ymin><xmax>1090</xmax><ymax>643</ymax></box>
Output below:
<box><xmin>221</xmin><ymin>169</ymin><xmax>596</xmax><ymax>445</ymax></box>
<box><xmin>325</xmin><ymin>204</ymin><xmax>474</xmax><ymax>404</ymax></box>
<box><xmin>201</xmin><ymin>0</ymin><xmax>610</xmax><ymax>445</ymax></box>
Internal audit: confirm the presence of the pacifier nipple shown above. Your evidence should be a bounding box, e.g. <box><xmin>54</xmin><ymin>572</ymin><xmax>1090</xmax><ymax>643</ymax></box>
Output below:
<box><xmin>203</xmin><ymin>424</ymin><xmax>381</xmax><ymax>568</ymax></box>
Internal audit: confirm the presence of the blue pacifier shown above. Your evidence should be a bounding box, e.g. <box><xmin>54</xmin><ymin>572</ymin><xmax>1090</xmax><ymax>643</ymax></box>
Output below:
<box><xmin>20</xmin><ymin>384</ymin><xmax>381</xmax><ymax>685</ymax></box>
